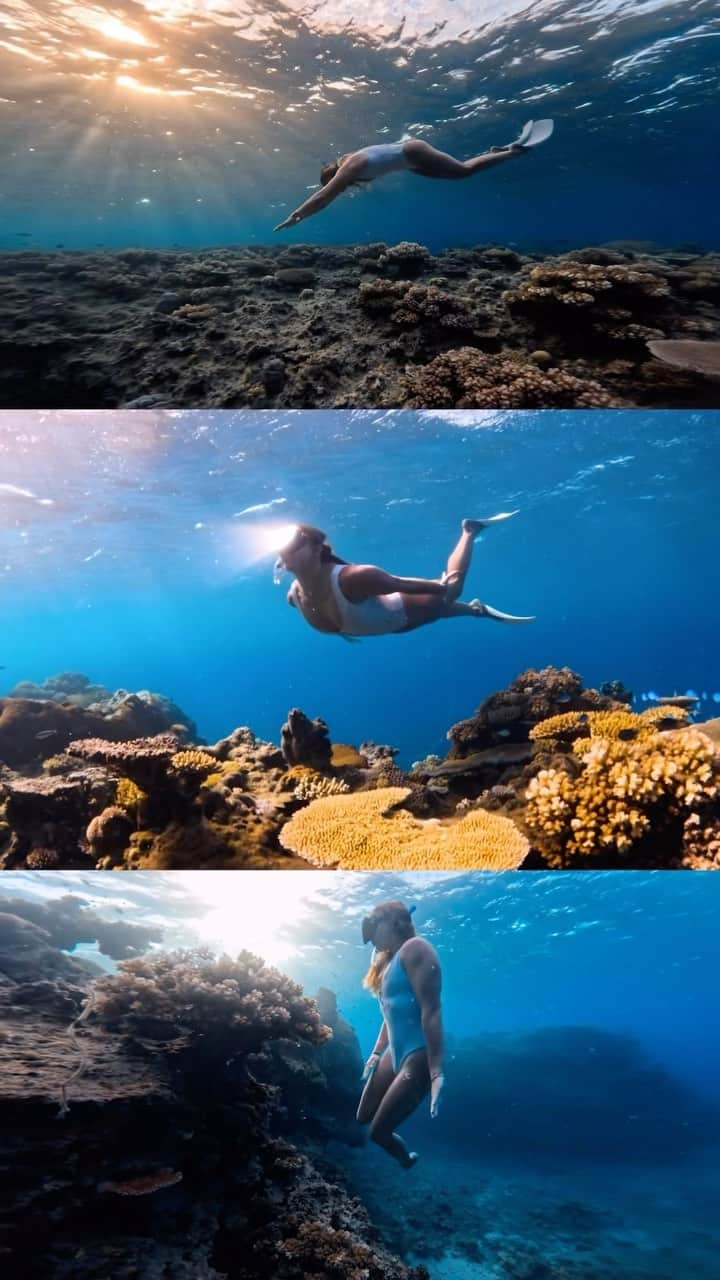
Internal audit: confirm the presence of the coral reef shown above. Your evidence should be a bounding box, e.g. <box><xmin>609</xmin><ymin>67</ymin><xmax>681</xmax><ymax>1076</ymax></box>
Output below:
<box><xmin>2</xmin><ymin>669</ymin><xmax>719</xmax><ymax>870</ymax></box>
<box><xmin>525</xmin><ymin>728</ymin><xmax>720</xmax><ymax>867</ymax></box>
<box><xmin>0</xmin><ymin>677</ymin><xmax>195</xmax><ymax>768</ymax></box>
<box><xmin>0</xmin><ymin>935</ymin><xmax>426</xmax><ymax>1280</ymax></box>
<box><xmin>403</xmin><ymin>348</ymin><xmax>622</xmax><ymax>408</ymax></box>
<box><xmin>278</xmin><ymin>786</ymin><xmax>530</xmax><ymax>869</ymax></box>
<box><xmin>1</xmin><ymin>243</ymin><xmax>718</xmax><ymax>408</ymax></box>
<box><xmin>446</xmin><ymin>665</ymin><xmax>619</xmax><ymax>758</ymax></box>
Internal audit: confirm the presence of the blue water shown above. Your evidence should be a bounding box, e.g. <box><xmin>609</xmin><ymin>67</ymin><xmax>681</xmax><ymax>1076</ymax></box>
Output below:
<box><xmin>1</xmin><ymin>0</ymin><xmax>718</xmax><ymax>250</ymax></box>
<box><xmin>7</xmin><ymin>868</ymin><xmax>720</xmax><ymax>1278</ymax></box>
<box><xmin>1</xmin><ymin>408</ymin><xmax>719</xmax><ymax>766</ymax></box>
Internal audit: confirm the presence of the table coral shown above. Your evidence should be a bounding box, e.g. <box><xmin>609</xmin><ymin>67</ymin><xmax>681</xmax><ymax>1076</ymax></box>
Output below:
<box><xmin>278</xmin><ymin>786</ymin><xmax>530</xmax><ymax>870</ymax></box>
<box><xmin>525</xmin><ymin>728</ymin><xmax>719</xmax><ymax>867</ymax></box>
<box><xmin>529</xmin><ymin>706</ymin><xmax>689</xmax><ymax>744</ymax></box>
<box><xmin>402</xmin><ymin>349</ymin><xmax>622</xmax><ymax>408</ymax></box>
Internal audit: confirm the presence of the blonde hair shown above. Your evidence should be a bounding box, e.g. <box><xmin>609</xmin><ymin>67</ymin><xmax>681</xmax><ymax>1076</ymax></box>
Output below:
<box><xmin>362</xmin><ymin>901</ymin><xmax>415</xmax><ymax>994</ymax></box>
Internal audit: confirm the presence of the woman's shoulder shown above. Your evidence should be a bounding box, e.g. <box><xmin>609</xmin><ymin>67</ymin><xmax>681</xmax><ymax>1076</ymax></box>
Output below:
<box><xmin>399</xmin><ymin>935</ymin><xmax>437</xmax><ymax>965</ymax></box>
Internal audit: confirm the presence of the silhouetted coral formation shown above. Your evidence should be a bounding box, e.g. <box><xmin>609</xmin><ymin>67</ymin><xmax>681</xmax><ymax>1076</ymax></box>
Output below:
<box><xmin>1</xmin><ymin>242</ymin><xmax>718</xmax><ymax>408</ymax></box>
<box><xmin>0</xmin><ymin>933</ymin><xmax>427</xmax><ymax>1280</ymax></box>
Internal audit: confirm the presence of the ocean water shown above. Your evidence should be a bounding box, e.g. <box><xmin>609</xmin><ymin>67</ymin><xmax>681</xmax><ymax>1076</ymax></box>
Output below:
<box><xmin>1</xmin><ymin>407</ymin><xmax>719</xmax><ymax>766</ymax></box>
<box><xmin>7</xmin><ymin>867</ymin><xmax>720</xmax><ymax>1278</ymax></box>
<box><xmin>1</xmin><ymin>0</ymin><xmax>718</xmax><ymax>251</ymax></box>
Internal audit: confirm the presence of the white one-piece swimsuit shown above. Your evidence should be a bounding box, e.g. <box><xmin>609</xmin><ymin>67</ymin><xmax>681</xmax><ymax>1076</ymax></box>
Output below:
<box><xmin>292</xmin><ymin>565</ymin><xmax>408</xmax><ymax>637</ymax></box>
<box><xmin>357</xmin><ymin>142</ymin><xmax>410</xmax><ymax>180</ymax></box>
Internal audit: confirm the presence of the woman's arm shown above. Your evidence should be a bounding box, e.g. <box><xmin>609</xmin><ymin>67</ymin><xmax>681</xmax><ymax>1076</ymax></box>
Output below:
<box><xmin>362</xmin><ymin>1020</ymin><xmax>389</xmax><ymax>1079</ymax></box>
<box><xmin>274</xmin><ymin>157</ymin><xmax>363</xmax><ymax>231</ymax></box>
<box><xmin>339</xmin><ymin>564</ymin><xmax>448</xmax><ymax>600</ymax></box>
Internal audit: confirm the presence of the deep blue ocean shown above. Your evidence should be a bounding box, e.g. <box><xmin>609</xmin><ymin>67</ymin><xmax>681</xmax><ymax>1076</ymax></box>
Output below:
<box><xmin>1</xmin><ymin>0</ymin><xmax>718</xmax><ymax>251</ymax></box>
<box><xmin>1</xmin><ymin>408</ymin><xmax>719</xmax><ymax>766</ymax></box>
<box><xmin>8</xmin><ymin>868</ymin><xmax>720</xmax><ymax>1278</ymax></box>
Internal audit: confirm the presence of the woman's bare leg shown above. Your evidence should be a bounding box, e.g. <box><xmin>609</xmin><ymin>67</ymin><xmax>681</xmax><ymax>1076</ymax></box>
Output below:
<box><xmin>442</xmin><ymin>519</ymin><xmax>485</xmax><ymax>602</ymax></box>
<box><xmin>356</xmin><ymin>1048</ymin><xmax>396</xmax><ymax>1125</ymax></box>
<box><xmin>367</xmin><ymin>1050</ymin><xmax>430</xmax><ymax>1168</ymax></box>
<box><xmin>404</xmin><ymin>138</ymin><xmax>521</xmax><ymax>180</ymax></box>
<box><xmin>400</xmin><ymin>594</ymin><xmax>534</xmax><ymax>630</ymax></box>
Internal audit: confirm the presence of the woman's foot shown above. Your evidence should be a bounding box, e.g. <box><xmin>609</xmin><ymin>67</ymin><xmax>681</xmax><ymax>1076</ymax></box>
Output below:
<box><xmin>469</xmin><ymin>598</ymin><xmax>535</xmax><ymax>623</ymax></box>
<box><xmin>399</xmin><ymin>1150</ymin><xmax>419</xmax><ymax>1170</ymax></box>
<box><xmin>462</xmin><ymin>511</ymin><xmax>519</xmax><ymax>536</ymax></box>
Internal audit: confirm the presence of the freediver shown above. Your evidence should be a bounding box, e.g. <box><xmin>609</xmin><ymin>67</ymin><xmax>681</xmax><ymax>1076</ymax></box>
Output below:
<box><xmin>275</xmin><ymin>515</ymin><xmax>534</xmax><ymax>639</ymax></box>
<box><xmin>357</xmin><ymin>900</ymin><xmax>444</xmax><ymax>1168</ymax></box>
<box><xmin>273</xmin><ymin>120</ymin><xmax>554</xmax><ymax>231</ymax></box>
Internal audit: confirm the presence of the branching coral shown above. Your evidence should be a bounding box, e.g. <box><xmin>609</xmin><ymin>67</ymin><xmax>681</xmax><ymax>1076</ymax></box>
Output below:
<box><xmin>89</xmin><ymin>947</ymin><xmax>331</xmax><ymax>1054</ymax></box>
<box><xmin>170</xmin><ymin>749</ymin><xmax>218</xmax><ymax>775</ymax></box>
<box><xmin>115</xmin><ymin>777</ymin><xmax>147</xmax><ymax>811</ymax></box>
<box><xmin>525</xmin><ymin>728</ymin><xmax>719</xmax><ymax>866</ymax></box>
<box><xmin>682</xmin><ymin>812</ymin><xmax>720</xmax><ymax>868</ymax></box>
<box><xmin>293</xmin><ymin>773</ymin><xmax>350</xmax><ymax>801</ymax></box>
<box><xmin>504</xmin><ymin>262</ymin><xmax>669</xmax><ymax>319</ymax></box>
<box><xmin>279</xmin><ymin>787</ymin><xmax>529</xmax><ymax>869</ymax></box>
<box><xmin>359</xmin><ymin>280</ymin><xmax>476</xmax><ymax>331</ymax></box>
<box><xmin>376</xmin><ymin>241</ymin><xmax>433</xmax><ymax>276</ymax></box>
<box><xmin>402</xmin><ymin>349</ymin><xmax>621</xmax><ymax>408</ymax></box>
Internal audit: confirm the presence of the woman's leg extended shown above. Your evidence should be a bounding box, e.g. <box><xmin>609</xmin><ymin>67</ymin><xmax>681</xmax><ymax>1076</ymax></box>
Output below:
<box><xmin>356</xmin><ymin>1049</ymin><xmax>396</xmax><ymax>1125</ymax></box>
<box><xmin>404</xmin><ymin>138</ymin><xmax>520</xmax><ymax>179</ymax></box>
<box><xmin>368</xmin><ymin>1050</ymin><xmax>430</xmax><ymax>1168</ymax></box>
<box><xmin>442</xmin><ymin>519</ymin><xmax>483</xmax><ymax>601</ymax></box>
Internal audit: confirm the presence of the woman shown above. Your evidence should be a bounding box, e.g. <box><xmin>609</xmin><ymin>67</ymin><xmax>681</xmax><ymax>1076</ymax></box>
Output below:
<box><xmin>357</xmin><ymin>900</ymin><xmax>444</xmax><ymax>1168</ymax></box>
<box><xmin>273</xmin><ymin>119</ymin><xmax>554</xmax><ymax>231</ymax></box>
<box><xmin>276</xmin><ymin>516</ymin><xmax>534</xmax><ymax>639</ymax></box>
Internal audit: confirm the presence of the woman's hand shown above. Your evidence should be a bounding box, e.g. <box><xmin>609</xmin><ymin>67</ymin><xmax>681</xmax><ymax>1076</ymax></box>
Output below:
<box><xmin>362</xmin><ymin>1052</ymin><xmax>381</xmax><ymax>1081</ymax></box>
<box><xmin>274</xmin><ymin>212</ymin><xmax>302</xmax><ymax>231</ymax></box>
<box><xmin>430</xmin><ymin>1072</ymin><xmax>445</xmax><ymax>1118</ymax></box>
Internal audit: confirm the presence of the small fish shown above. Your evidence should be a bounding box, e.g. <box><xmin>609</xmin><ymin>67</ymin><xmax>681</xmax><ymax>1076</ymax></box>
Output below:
<box><xmin>233</xmin><ymin>498</ymin><xmax>287</xmax><ymax>518</ymax></box>
<box><xmin>496</xmin><ymin>728</ymin><xmax>511</xmax><ymax>738</ymax></box>
<box><xmin>649</xmin><ymin>694</ymin><xmax>698</xmax><ymax>708</ymax></box>
<box><xmin>617</xmin><ymin>728</ymin><xmax>638</xmax><ymax>741</ymax></box>
<box><xmin>35</xmin><ymin>729</ymin><xmax>58</xmax><ymax>739</ymax></box>
<box><xmin>556</xmin><ymin>691</ymin><xmax>572</xmax><ymax>703</ymax></box>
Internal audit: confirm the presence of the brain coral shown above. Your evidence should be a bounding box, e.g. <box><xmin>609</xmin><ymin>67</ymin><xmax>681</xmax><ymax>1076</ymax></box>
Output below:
<box><xmin>525</xmin><ymin>728</ymin><xmax>719</xmax><ymax>866</ymax></box>
<box><xmin>278</xmin><ymin>787</ymin><xmax>529</xmax><ymax>870</ymax></box>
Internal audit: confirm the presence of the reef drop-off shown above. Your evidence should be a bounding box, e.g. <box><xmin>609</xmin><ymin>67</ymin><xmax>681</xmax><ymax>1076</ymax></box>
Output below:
<box><xmin>1</xmin><ymin>242</ymin><xmax>719</xmax><ymax>408</ymax></box>
<box><xmin>0</xmin><ymin>919</ymin><xmax>426</xmax><ymax>1280</ymax></box>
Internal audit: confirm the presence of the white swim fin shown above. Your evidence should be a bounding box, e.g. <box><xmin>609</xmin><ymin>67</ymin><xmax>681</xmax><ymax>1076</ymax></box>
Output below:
<box><xmin>463</xmin><ymin>511</ymin><xmax>519</xmax><ymax>535</ymax></box>
<box><xmin>470</xmin><ymin>599</ymin><xmax>535</xmax><ymax>623</ymax></box>
<box><xmin>513</xmin><ymin>119</ymin><xmax>554</xmax><ymax>149</ymax></box>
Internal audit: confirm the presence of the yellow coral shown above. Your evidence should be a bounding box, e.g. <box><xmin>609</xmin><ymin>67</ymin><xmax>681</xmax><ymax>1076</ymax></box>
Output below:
<box><xmin>278</xmin><ymin>787</ymin><xmax>529</xmax><ymax>870</ymax></box>
<box><xmin>525</xmin><ymin>728</ymin><xmax>718</xmax><ymax>866</ymax></box>
<box><xmin>200</xmin><ymin>760</ymin><xmax>247</xmax><ymax>790</ymax></box>
<box><xmin>529</xmin><ymin>706</ymin><xmax>688</xmax><ymax>744</ymax></box>
<box><xmin>115</xmin><ymin>777</ymin><xmax>147</xmax><ymax>811</ymax></box>
<box><xmin>170</xmin><ymin>750</ymin><xmax>217</xmax><ymax>774</ymax></box>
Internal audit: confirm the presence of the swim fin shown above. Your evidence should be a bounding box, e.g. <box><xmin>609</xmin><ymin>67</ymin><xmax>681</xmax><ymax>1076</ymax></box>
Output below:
<box><xmin>462</xmin><ymin>511</ymin><xmax>519</xmax><ymax>536</ymax></box>
<box><xmin>470</xmin><ymin>599</ymin><xmax>535</xmax><ymax>623</ymax></box>
<box><xmin>513</xmin><ymin>119</ymin><xmax>554</xmax><ymax>149</ymax></box>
